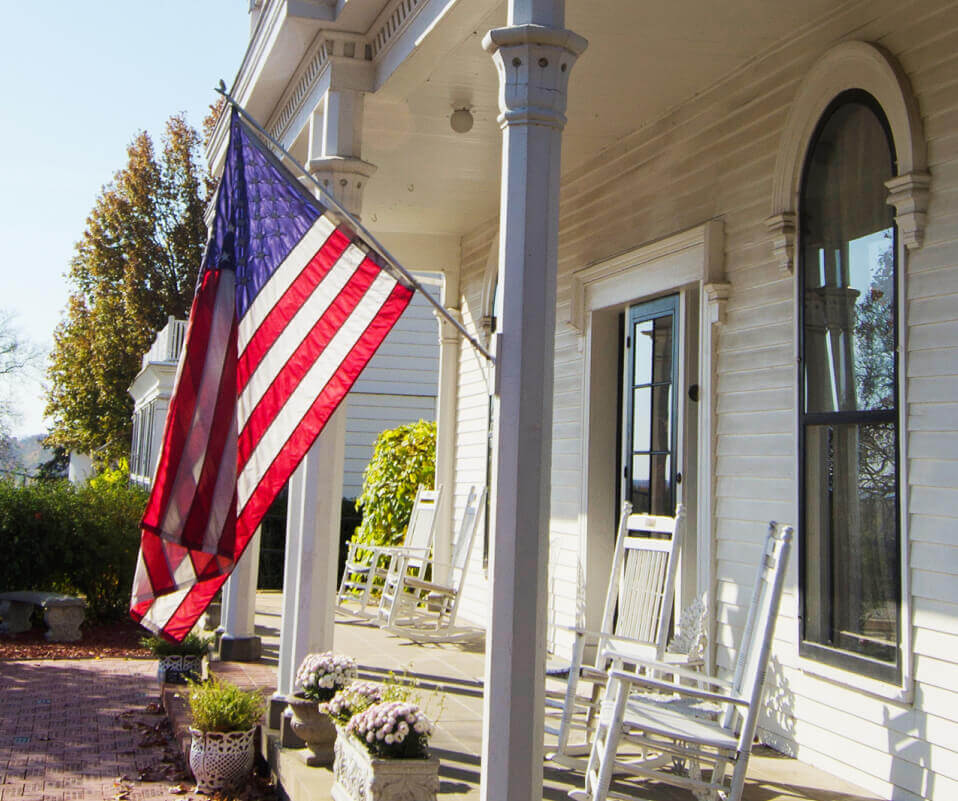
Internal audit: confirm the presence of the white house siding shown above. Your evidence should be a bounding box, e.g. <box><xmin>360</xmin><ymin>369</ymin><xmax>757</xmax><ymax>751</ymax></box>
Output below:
<box><xmin>448</xmin><ymin>1</ymin><xmax>958</xmax><ymax>797</ymax></box>
<box><xmin>342</xmin><ymin>283</ymin><xmax>440</xmax><ymax>499</ymax></box>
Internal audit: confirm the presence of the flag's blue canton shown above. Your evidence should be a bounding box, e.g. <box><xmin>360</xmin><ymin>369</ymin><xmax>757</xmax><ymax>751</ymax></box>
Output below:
<box><xmin>205</xmin><ymin>113</ymin><xmax>324</xmax><ymax>317</ymax></box>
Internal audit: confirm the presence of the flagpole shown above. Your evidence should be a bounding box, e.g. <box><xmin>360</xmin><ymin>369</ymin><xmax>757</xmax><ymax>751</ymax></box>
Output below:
<box><xmin>215</xmin><ymin>83</ymin><xmax>495</xmax><ymax>364</ymax></box>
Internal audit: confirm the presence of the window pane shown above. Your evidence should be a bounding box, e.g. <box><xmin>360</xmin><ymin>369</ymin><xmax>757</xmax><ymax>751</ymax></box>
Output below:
<box><xmin>803</xmin><ymin>422</ymin><xmax>898</xmax><ymax>664</ymax></box>
<box><xmin>650</xmin><ymin>384</ymin><xmax>672</xmax><ymax>452</ymax></box>
<box><xmin>802</xmin><ymin>102</ymin><xmax>895</xmax><ymax>414</ymax></box>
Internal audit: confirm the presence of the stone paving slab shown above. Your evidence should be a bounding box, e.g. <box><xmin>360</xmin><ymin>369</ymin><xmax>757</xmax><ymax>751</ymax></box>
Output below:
<box><xmin>0</xmin><ymin>658</ymin><xmax>191</xmax><ymax>801</ymax></box>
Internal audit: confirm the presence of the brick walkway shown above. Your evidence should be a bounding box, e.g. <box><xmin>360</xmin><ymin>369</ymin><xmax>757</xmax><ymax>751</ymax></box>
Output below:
<box><xmin>0</xmin><ymin>658</ymin><xmax>191</xmax><ymax>801</ymax></box>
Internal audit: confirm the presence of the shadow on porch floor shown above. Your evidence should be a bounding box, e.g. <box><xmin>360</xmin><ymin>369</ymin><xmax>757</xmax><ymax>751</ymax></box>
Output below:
<box><xmin>207</xmin><ymin>591</ymin><xmax>882</xmax><ymax>801</ymax></box>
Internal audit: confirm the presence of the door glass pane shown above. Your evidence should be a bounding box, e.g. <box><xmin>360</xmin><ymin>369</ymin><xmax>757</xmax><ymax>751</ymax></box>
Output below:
<box><xmin>631</xmin><ymin>455</ymin><xmax>650</xmax><ymax>514</ymax></box>
<box><xmin>632</xmin><ymin>320</ymin><xmax>653</xmax><ymax>386</ymax></box>
<box><xmin>651</xmin><ymin>384</ymin><xmax>672</xmax><ymax>452</ymax></box>
<box><xmin>803</xmin><ymin>422</ymin><xmax>898</xmax><ymax>663</ymax></box>
<box><xmin>632</xmin><ymin>388</ymin><xmax>651</xmax><ymax>451</ymax></box>
<box><xmin>651</xmin><ymin>316</ymin><xmax>673</xmax><ymax>384</ymax></box>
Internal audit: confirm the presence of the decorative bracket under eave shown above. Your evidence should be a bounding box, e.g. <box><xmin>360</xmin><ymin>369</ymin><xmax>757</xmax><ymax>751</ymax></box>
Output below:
<box><xmin>765</xmin><ymin>212</ymin><xmax>796</xmax><ymax>275</ymax></box>
<box><xmin>886</xmin><ymin>170</ymin><xmax>931</xmax><ymax>250</ymax></box>
<box><xmin>704</xmin><ymin>282</ymin><xmax>732</xmax><ymax>326</ymax></box>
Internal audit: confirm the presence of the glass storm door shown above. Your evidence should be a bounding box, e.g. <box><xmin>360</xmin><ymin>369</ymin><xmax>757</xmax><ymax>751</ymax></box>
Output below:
<box><xmin>623</xmin><ymin>295</ymin><xmax>679</xmax><ymax>516</ymax></box>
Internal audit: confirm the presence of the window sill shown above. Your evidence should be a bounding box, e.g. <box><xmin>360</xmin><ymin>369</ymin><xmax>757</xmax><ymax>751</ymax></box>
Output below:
<box><xmin>796</xmin><ymin>652</ymin><xmax>912</xmax><ymax>705</ymax></box>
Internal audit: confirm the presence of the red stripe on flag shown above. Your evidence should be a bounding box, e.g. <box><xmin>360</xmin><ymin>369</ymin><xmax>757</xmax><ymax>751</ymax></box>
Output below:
<box><xmin>142</xmin><ymin>270</ymin><xmax>225</xmax><ymax>537</ymax></box>
<box><xmin>179</xmin><ymin>320</ymin><xmax>238</xmax><ymax>551</ymax></box>
<box><xmin>236</xmin><ymin>281</ymin><xmax>413</xmax><ymax>542</ymax></box>
<box><xmin>236</xmin><ymin>226</ymin><xmax>350</xmax><ymax>393</ymax></box>
<box><xmin>235</xmin><ymin>257</ymin><xmax>381</xmax><ymax>470</ymax></box>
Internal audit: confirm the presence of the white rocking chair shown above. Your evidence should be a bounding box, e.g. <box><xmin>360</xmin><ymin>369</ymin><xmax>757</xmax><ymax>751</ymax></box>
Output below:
<box><xmin>573</xmin><ymin>521</ymin><xmax>793</xmax><ymax>801</ymax></box>
<box><xmin>378</xmin><ymin>485</ymin><xmax>486</xmax><ymax>640</ymax></box>
<box><xmin>546</xmin><ymin>501</ymin><xmax>687</xmax><ymax>769</ymax></box>
<box><xmin>336</xmin><ymin>485</ymin><xmax>442</xmax><ymax>617</ymax></box>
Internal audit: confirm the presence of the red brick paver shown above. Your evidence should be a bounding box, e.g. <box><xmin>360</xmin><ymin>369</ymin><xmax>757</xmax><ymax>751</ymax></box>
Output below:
<box><xmin>0</xmin><ymin>658</ymin><xmax>189</xmax><ymax>801</ymax></box>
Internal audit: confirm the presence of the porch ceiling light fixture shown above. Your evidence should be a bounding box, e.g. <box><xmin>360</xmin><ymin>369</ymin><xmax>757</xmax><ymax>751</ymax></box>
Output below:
<box><xmin>450</xmin><ymin>107</ymin><xmax>474</xmax><ymax>134</ymax></box>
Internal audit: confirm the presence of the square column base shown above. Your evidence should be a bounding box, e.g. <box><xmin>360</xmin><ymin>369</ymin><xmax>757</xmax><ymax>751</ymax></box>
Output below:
<box><xmin>217</xmin><ymin>635</ymin><xmax>262</xmax><ymax>662</ymax></box>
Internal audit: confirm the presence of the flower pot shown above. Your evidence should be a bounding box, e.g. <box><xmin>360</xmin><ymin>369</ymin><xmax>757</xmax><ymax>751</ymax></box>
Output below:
<box><xmin>331</xmin><ymin>725</ymin><xmax>439</xmax><ymax>801</ymax></box>
<box><xmin>158</xmin><ymin>654</ymin><xmax>204</xmax><ymax>685</ymax></box>
<box><xmin>188</xmin><ymin>726</ymin><xmax>257</xmax><ymax>795</ymax></box>
<box><xmin>286</xmin><ymin>693</ymin><xmax>337</xmax><ymax>766</ymax></box>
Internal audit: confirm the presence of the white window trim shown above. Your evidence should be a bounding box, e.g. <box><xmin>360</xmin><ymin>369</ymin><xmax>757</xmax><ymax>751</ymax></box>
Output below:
<box><xmin>771</xmin><ymin>40</ymin><xmax>928</xmax><ymax>704</ymax></box>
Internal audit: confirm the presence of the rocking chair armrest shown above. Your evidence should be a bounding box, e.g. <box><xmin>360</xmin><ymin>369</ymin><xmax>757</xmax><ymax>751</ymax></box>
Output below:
<box><xmin>401</xmin><ymin>576</ymin><xmax>456</xmax><ymax>596</ymax></box>
<box><xmin>379</xmin><ymin>545</ymin><xmax>431</xmax><ymax>558</ymax></box>
<box><xmin>552</xmin><ymin>625</ymin><xmax>606</xmax><ymax>645</ymax></box>
<box><xmin>601</xmin><ymin>648</ymin><xmax>729</xmax><ymax>689</ymax></box>
<box><xmin>606</xmin><ymin>667</ymin><xmax>747</xmax><ymax>708</ymax></box>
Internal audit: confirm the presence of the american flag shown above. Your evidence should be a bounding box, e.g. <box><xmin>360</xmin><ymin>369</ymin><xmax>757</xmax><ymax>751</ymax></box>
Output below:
<box><xmin>130</xmin><ymin>110</ymin><xmax>414</xmax><ymax>640</ymax></box>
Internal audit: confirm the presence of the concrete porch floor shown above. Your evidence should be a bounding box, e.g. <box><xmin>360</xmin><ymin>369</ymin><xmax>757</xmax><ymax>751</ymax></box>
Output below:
<box><xmin>211</xmin><ymin>591</ymin><xmax>883</xmax><ymax>801</ymax></box>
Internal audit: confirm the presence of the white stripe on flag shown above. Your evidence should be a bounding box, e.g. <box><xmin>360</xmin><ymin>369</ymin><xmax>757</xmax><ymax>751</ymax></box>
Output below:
<box><xmin>201</xmin><ymin>408</ymin><xmax>238</xmax><ymax>554</ymax></box>
<box><xmin>237</xmin><ymin>242</ymin><xmax>365</xmax><ymax>429</ymax></box>
<box><xmin>236</xmin><ymin>271</ymin><xmax>399</xmax><ymax>511</ymax></box>
<box><xmin>236</xmin><ymin>214</ymin><xmax>337</xmax><ymax>353</ymax></box>
<box><xmin>160</xmin><ymin>272</ymin><xmax>236</xmax><ymax>538</ymax></box>
<box><xmin>139</xmin><ymin>587</ymin><xmax>191</xmax><ymax>635</ymax></box>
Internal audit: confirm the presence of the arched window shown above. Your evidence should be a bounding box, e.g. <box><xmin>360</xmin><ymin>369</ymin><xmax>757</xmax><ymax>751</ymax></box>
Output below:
<box><xmin>798</xmin><ymin>91</ymin><xmax>900</xmax><ymax>681</ymax></box>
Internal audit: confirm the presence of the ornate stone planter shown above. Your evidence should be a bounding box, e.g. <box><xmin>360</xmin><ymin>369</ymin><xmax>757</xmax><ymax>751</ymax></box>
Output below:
<box><xmin>286</xmin><ymin>694</ymin><xmax>336</xmax><ymax>766</ymax></box>
<box><xmin>188</xmin><ymin>726</ymin><xmax>256</xmax><ymax>794</ymax></box>
<box><xmin>331</xmin><ymin>725</ymin><xmax>439</xmax><ymax>801</ymax></box>
<box><xmin>157</xmin><ymin>654</ymin><xmax>204</xmax><ymax>685</ymax></box>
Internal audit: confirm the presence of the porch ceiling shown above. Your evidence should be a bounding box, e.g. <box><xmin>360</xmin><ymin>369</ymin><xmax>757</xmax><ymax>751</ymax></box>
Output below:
<box><xmin>257</xmin><ymin>0</ymin><xmax>839</xmax><ymax>237</ymax></box>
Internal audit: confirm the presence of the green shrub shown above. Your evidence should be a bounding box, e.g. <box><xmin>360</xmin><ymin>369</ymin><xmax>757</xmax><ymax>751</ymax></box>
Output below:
<box><xmin>0</xmin><ymin>475</ymin><xmax>147</xmax><ymax>621</ymax></box>
<box><xmin>354</xmin><ymin>420</ymin><xmax>436</xmax><ymax>548</ymax></box>
<box><xmin>187</xmin><ymin>678</ymin><xmax>265</xmax><ymax>733</ymax></box>
<box><xmin>141</xmin><ymin>632</ymin><xmax>211</xmax><ymax>657</ymax></box>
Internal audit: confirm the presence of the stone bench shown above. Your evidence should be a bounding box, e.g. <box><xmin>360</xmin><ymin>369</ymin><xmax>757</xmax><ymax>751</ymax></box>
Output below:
<box><xmin>0</xmin><ymin>591</ymin><xmax>86</xmax><ymax>642</ymax></box>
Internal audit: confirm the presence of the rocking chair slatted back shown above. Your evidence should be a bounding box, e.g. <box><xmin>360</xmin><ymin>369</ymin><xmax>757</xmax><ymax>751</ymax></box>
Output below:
<box><xmin>450</xmin><ymin>485</ymin><xmax>483</xmax><ymax>574</ymax></box>
<box><xmin>722</xmin><ymin>521</ymin><xmax>793</xmax><ymax>741</ymax></box>
<box><xmin>599</xmin><ymin>502</ymin><xmax>685</xmax><ymax>660</ymax></box>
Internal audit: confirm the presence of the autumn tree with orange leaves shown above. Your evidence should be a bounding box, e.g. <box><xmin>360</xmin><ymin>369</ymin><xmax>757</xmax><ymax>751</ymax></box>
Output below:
<box><xmin>46</xmin><ymin>114</ymin><xmax>210</xmax><ymax>462</ymax></box>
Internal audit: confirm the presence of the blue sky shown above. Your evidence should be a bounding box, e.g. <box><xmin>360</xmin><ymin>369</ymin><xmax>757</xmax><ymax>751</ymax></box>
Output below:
<box><xmin>0</xmin><ymin>1</ymin><xmax>250</xmax><ymax>437</ymax></box>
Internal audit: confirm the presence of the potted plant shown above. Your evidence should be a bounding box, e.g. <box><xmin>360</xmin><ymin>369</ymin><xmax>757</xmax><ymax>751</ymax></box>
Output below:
<box><xmin>142</xmin><ymin>632</ymin><xmax>211</xmax><ymax>684</ymax></box>
<box><xmin>332</xmin><ymin>700</ymin><xmax>438</xmax><ymax>801</ymax></box>
<box><xmin>286</xmin><ymin>652</ymin><xmax>357</xmax><ymax>765</ymax></box>
<box><xmin>187</xmin><ymin>677</ymin><xmax>265</xmax><ymax>795</ymax></box>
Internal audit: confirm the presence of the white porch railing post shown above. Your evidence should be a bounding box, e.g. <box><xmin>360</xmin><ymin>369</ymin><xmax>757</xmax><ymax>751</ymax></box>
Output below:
<box><xmin>481</xmin><ymin>4</ymin><xmax>586</xmax><ymax>800</ymax></box>
<box><xmin>219</xmin><ymin>528</ymin><xmax>263</xmax><ymax>661</ymax></box>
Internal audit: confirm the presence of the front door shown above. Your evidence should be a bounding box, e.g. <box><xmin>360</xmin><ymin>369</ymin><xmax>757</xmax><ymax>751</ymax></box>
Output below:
<box><xmin>622</xmin><ymin>295</ymin><xmax>680</xmax><ymax>516</ymax></box>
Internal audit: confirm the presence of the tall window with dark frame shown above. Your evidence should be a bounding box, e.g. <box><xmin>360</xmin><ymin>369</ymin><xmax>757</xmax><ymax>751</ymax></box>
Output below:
<box><xmin>798</xmin><ymin>90</ymin><xmax>901</xmax><ymax>682</ymax></box>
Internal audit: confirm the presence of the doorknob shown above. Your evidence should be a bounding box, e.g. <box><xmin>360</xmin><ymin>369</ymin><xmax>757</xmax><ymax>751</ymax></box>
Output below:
<box><xmin>676</xmin><ymin>472</ymin><xmax>682</xmax><ymax>484</ymax></box>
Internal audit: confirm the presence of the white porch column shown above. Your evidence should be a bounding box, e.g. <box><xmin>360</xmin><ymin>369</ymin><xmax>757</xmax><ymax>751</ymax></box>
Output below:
<box><xmin>271</xmin><ymin>89</ymin><xmax>374</xmax><ymax>734</ymax></box>
<box><xmin>481</xmin><ymin>5</ymin><xmax>585</xmax><ymax>801</ymax></box>
<box><xmin>433</xmin><ymin>269</ymin><xmax>461</xmax><ymax>581</ymax></box>
<box><xmin>219</xmin><ymin>529</ymin><xmax>263</xmax><ymax>661</ymax></box>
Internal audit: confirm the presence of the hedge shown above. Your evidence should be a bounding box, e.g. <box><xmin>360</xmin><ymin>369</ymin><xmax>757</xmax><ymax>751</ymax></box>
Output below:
<box><xmin>0</xmin><ymin>476</ymin><xmax>147</xmax><ymax>621</ymax></box>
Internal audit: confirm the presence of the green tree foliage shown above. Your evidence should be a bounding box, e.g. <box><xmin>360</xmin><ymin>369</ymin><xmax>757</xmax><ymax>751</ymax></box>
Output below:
<box><xmin>354</xmin><ymin>420</ymin><xmax>436</xmax><ymax>548</ymax></box>
<box><xmin>0</xmin><ymin>477</ymin><xmax>148</xmax><ymax>620</ymax></box>
<box><xmin>46</xmin><ymin>115</ymin><xmax>209</xmax><ymax>462</ymax></box>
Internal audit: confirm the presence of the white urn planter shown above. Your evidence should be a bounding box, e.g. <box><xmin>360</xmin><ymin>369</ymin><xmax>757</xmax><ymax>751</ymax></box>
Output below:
<box><xmin>189</xmin><ymin>727</ymin><xmax>257</xmax><ymax>794</ymax></box>
<box><xmin>286</xmin><ymin>694</ymin><xmax>337</xmax><ymax>765</ymax></box>
<box><xmin>331</xmin><ymin>726</ymin><xmax>439</xmax><ymax>801</ymax></box>
<box><xmin>157</xmin><ymin>654</ymin><xmax>204</xmax><ymax>685</ymax></box>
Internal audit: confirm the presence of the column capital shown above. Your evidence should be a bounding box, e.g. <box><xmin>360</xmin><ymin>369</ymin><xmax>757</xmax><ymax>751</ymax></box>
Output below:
<box><xmin>308</xmin><ymin>155</ymin><xmax>377</xmax><ymax>220</ymax></box>
<box><xmin>434</xmin><ymin>307</ymin><xmax>462</xmax><ymax>344</ymax></box>
<box><xmin>483</xmin><ymin>24</ymin><xmax>587</xmax><ymax>129</ymax></box>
